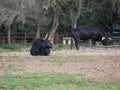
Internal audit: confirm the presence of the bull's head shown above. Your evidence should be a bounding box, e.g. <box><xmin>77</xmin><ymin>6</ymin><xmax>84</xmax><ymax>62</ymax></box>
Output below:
<box><xmin>43</xmin><ymin>33</ymin><xmax>52</xmax><ymax>48</ymax></box>
<box><xmin>102</xmin><ymin>37</ymin><xmax>112</xmax><ymax>45</ymax></box>
<box><xmin>43</xmin><ymin>33</ymin><xmax>50</xmax><ymax>40</ymax></box>
<box><xmin>40</xmin><ymin>33</ymin><xmax>53</xmax><ymax>55</ymax></box>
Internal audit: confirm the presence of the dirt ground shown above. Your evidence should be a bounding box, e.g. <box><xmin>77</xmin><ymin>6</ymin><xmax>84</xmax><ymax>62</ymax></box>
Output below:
<box><xmin>0</xmin><ymin>48</ymin><xmax>120</xmax><ymax>83</ymax></box>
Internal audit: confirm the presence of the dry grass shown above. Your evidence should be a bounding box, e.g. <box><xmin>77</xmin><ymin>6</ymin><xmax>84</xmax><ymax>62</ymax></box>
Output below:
<box><xmin>0</xmin><ymin>48</ymin><xmax>120</xmax><ymax>83</ymax></box>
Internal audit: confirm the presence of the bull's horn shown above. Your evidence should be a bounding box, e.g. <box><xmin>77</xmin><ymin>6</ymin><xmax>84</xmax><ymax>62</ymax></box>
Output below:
<box><xmin>109</xmin><ymin>37</ymin><xmax>112</xmax><ymax>40</ymax></box>
<box><xmin>102</xmin><ymin>37</ymin><xmax>105</xmax><ymax>40</ymax></box>
<box><xmin>43</xmin><ymin>33</ymin><xmax>48</xmax><ymax>40</ymax></box>
<box><xmin>48</xmin><ymin>35</ymin><xmax>51</xmax><ymax>40</ymax></box>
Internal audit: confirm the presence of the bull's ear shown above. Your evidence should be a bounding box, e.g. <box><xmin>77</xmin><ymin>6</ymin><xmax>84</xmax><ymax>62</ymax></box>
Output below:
<box><xmin>102</xmin><ymin>37</ymin><xmax>105</xmax><ymax>40</ymax></box>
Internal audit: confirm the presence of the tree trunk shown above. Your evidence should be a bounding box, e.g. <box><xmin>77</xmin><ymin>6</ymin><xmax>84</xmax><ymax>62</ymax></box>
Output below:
<box><xmin>35</xmin><ymin>23</ymin><xmax>40</xmax><ymax>39</ymax></box>
<box><xmin>49</xmin><ymin>6</ymin><xmax>59</xmax><ymax>44</ymax></box>
<box><xmin>69</xmin><ymin>0</ymin><xmax>82</xmax><ymax>49</ymax></box>
<box><xmin>26</xmin><ymin>17</ymin><xmax>40</xmax><ymax>39</ymax></box>
<box><xmin>69</xmin><ymin>0</ymin><xmax>82</xmax><ymax>28</ymax></box>
<box><xmin>7</xmin><ymin>25</ymin><xmax>11</xmax><ymax>44</ymax></box>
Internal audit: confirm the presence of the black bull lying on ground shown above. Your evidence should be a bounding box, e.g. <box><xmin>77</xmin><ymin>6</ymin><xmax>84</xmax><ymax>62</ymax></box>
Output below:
<box><xmin>30</xmin><ymin>34</ymin><xmax>53</xmax><ymax>56</ymax></box>
<box><xmin>71</xmin><ymin>26</ymin><xmax>111</xmax><ymax>50</ymax></box>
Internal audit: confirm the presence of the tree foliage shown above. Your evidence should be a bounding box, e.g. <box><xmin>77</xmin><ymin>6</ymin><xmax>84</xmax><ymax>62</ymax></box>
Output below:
<box><xmin>0</xmin><ymin>0</ymin><xmax>120</xmax><ymax>43</ymax></box>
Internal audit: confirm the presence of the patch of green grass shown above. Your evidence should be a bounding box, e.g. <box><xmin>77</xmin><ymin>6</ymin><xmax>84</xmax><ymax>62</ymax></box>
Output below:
<box><xmin>0</xmin><ymin>59</ymin><xmax>3</xmax><ymax>62</ymax></box>
<box><xmin>0</xmin><ymin>43</ymin><xmax>31</xmax><ymax>53</ymax></box>
<box><xmin>0</xmin><ymin>43</ymin><xmax>21</xmax><ymax>50</ymax></box>
<box><xmin>6</xmin><ymin>59</ymin><xmax>18</xmax><ymax>62</ymax></box>
<box><xmin>41</xmin><ymin>58</ymin><xmax>67</xmax><ymax>66</ymax></box>
<box><xmin>0</xmin><ymin>73</ymin><xmax>120</xmax><ymax>90</ymax></box>
<box><xmin>68</xmin><ymin>56</ymin><xmax>96</xmax><ymax>62</ymax></box>
<box><xmin>0</xmin><ymin>49</ymin><xmax>15</xmax><ymax>53</ymax></box>
<box><xmin>40</xmin><ymin>56</ymin><xmax>96</xmax><ymax>66</ymax></box>
<box><xmin>5</xmin><ymin>59</ymin><xmax>24</xmax><ymax>63</ymax></box>
<box><xmin>51</xmin><ymin>44</ymin><xmax>71</xmax><ymax>51</ymax></box>
<box><xmin>5</xmin><ymin>64</ymin><xmax>25</xmax><ymax>71</ymax></box>
<box><xmin>0</xmin><ymin>73</ymin><xmax>88</xmax><ymax>90</ymax></box>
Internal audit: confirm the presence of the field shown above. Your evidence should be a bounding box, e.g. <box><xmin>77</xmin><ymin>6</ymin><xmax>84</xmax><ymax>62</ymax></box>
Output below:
<box><xmin>0</xmin><ymin>45</ymin><xmax>120</xmax><ymax>90</ymax></box>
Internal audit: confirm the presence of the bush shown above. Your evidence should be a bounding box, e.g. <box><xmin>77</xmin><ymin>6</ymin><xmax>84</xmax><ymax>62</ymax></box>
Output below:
<box><xmin>0</xmin><ymin>43</ymin><xmax>31</xmax><ymax>50</ymax></box>
<box><xmin>0</xmin><ymin>44</ymin><xmax>20</xmax><ymax>50</ymax></box>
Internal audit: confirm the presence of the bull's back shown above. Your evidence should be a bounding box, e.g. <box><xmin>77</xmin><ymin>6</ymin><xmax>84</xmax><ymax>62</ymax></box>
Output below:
<box><xmin>79</xmin><ymin>26</ymin><xmax>102</xmax><ymax>35</ymax></box>
<box><xmin>76</xmin><ymin>26</ymin><xmax>104</xmax><ymax>40</ymax></box>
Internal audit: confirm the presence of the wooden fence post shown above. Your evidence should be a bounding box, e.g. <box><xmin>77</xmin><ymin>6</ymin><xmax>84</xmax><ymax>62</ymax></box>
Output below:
<box><xmin>24</xmin><ymin>32</ymin><xmax>27</xmax><ymax>46</ymax></box>
<box><xmin>55</xmin><ymin>33</ymin><xmax>59</xmax><ymax>44</ymax></box>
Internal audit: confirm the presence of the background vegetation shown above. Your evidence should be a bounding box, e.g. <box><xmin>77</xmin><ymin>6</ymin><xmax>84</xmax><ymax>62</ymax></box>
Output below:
<box><xmin>0</xmin><ymin>0</ymin><xmax>120</xmax><ymax>44</ymax></box>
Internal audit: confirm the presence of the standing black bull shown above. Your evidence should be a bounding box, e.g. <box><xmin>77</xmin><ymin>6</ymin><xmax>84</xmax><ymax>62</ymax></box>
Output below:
<box><xmin>30</xmin><ymin>34</ymin><xmax>53</xmax><ymax>56</ymax></box>
<box><xmin>71</xmin><ymin>26</ymin><xmax>110</xmax><ymax>50</ymax></box>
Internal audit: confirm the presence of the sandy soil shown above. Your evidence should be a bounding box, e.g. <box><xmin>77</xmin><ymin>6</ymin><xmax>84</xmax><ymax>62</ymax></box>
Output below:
<box><xmin>0</xmin><ymin>48</ymin><xmax>120</xmax><ymax>83</ymax></box>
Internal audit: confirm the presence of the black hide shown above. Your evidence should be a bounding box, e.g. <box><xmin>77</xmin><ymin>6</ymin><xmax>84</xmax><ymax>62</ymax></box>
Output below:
<box><xmin>71</xmin><ymin>26</ymin><xmax>109</xmax><ymax>50</ymax></box>
<box><xmin>30</xmin><ymin>38</ymin><xmax>52</xmax><ymax>56</ymax></box>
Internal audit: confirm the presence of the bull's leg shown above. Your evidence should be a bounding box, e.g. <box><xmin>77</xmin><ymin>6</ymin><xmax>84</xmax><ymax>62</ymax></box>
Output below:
<box><xmin>44</xmin><ymin>48</ymin><xmax>50</xmax><ymax>55</ymax></box>
<box><xmin>30</xmin><ymin>48</ymin><xmax>40</xmax><ymax>56</ymax></box>
<box><xmin>70</xmin><ymin>38</ymin><xmax>74</xmax><ymax>50</ymax></box>
<box><xmin>75</xmin><ymin>42</ymin><xmax>79</xmax><ymax>50</ymax></box>
<box><xmin>92</xmin><ymin>40</ymin><xmax>96</xmax><ymax>45</ymax></box>
<box><xmin>39</xmin><ymin>48</ymin><xmax>44</xmax><ymax>55</ymax></box>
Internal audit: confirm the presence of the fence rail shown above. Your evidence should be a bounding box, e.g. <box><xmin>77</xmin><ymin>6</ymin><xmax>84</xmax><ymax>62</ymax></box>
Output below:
<box><xmin>112</xmin><ymin>29</ymin><xmax>120</xmax><ymax>45</ymax></box>
<box><xmin>0</xmin><ymin>32</ymin><xmax>71</xmax><ymax>44</ymax></box>
<box><xmin>1</xmin><ymin>32</ymin><xmax>120</xmax><ymax>45</ymax></box>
